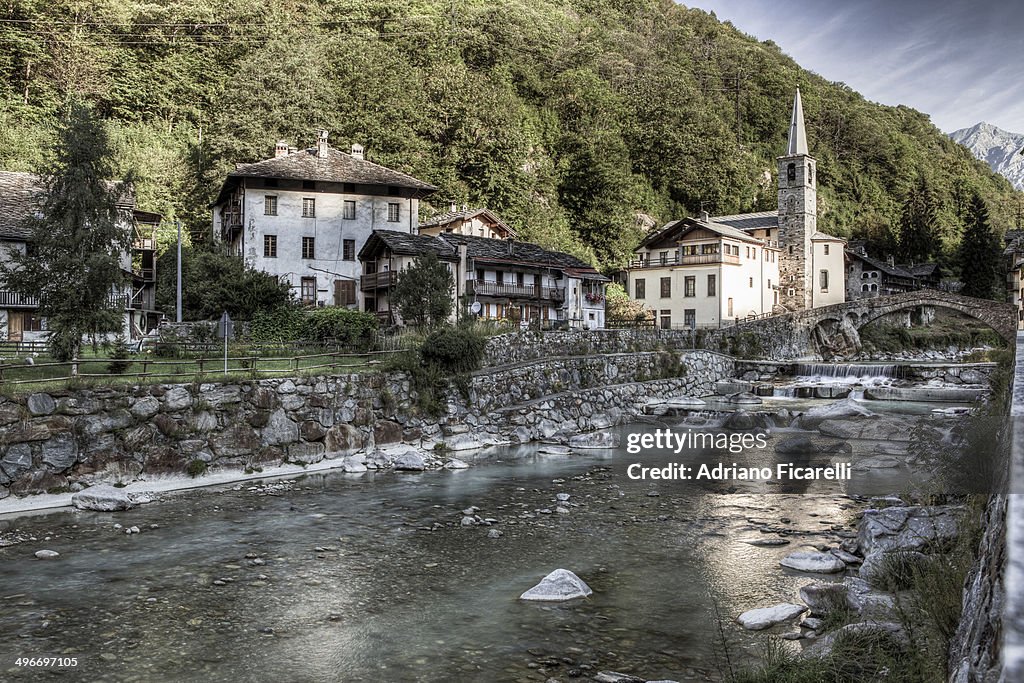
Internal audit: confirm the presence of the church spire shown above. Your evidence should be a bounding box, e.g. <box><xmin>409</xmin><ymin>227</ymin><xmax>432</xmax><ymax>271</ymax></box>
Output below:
<box><xmin>786</xmin><ymin>87</ymin><xmax>808</xmax><ymax>156</ymax></box>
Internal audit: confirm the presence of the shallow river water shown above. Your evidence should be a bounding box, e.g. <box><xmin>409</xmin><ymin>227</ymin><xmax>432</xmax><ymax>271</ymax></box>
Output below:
<box><xmin>0</xmin><ymin>400</ymin><xmax>953</xmax><ymax>682</ymax></box>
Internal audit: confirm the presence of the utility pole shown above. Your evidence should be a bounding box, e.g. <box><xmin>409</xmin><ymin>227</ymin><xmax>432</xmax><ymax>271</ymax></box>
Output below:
<box><xmin>176</xmin><ymin>220</ymin><xmax>182</xmax><ymax>323</ymax></box>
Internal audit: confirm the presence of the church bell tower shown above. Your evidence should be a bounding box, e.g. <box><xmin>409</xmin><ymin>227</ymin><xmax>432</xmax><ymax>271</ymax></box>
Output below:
<box><xmin>777</xmin><ymin>87</ymin><xmax>817</xmax><ymax>311</ymax></box>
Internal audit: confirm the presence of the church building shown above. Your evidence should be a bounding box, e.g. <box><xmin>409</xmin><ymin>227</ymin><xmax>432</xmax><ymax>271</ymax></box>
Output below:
<box><xmin>624</xmin><ymin>88</ymin><xmax>845</xmax><ymax>329</ymax></box>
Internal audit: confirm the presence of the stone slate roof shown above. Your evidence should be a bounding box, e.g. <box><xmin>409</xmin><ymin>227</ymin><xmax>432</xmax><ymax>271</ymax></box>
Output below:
<box><xmin>215</xmin><ymin>146</ymin><xmax>437</xmax><ymax>206</ymax></box>
<box><xmin>711</xmin><ymin>210</ymin><xmax>778</xmax><ymax>232</ymax></box>
<box><xmin>419</xmin><ymin>207</ymin><xmax>517</xmax><ymax>237</ymax></box>
<box><xmin>439</xmin><ymin>233</ymin><xmax>602</xmax><ymax>275</ymax></box>
<box><xmin>359</xmin><ymin>229</ymin><xmax>458</xmax><ymax>261</ymax></box>
<box><xmin>0</xmin><ymin>171</ymin><xmax>135</xmax><ymax>241</ymax></box>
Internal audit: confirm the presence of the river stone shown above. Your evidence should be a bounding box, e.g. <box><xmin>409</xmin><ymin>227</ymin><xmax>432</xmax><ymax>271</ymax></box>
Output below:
<box><xmin>262</xmin><ymin>409</ymin><xmax>298</xmax><ymax>446</ymax></box>
<box><xmin>130</xmin><ymin>396</ymin><xmax>160</xmax><ymax>419</ymax></box>
<box><xmin>854</xmin><ymin>455</ymin><xmax>903</xmax><ymax>470</ymax></box>
<box><xmin>71</xmin><ymin>484</ymin><xmax>138</xmax><ymax>512</ymax></box>
<box><xmin>163</xmin><ymin>386</ymin><xmax>192</xmax><ymax>411</ymax></box>
<box><xmin>737</xmin><ymin>603</ymin><xmax>807</xmax><ymax>630</ymax></box>
<box><xmin>568</xmin><ymin>431</ymin><xmax>618</xmax><ymax>449</ymax></box>
<box><xmin>392</xmin><ymin>451</ymin><xmax>426</xmax><ymax>471</ymax></box>
<box><xmin>792</xmin><ymin>399</ymin><xmax>873</xmax><ymax>429</ymax></box>
<box><xmin>802</xmin><ymin>621</ymin><xmax>907</xmax><ymax>659</ymax></box>
<box><xmin>780</xmin><ymin>551</ymin><xmax>846</xmax><ymax>573</ymax></box>
<box><xmin>538</xmin><ymin>445</ymin><xmax>572</xmax><ymax>456</ymax></box>
<box><xmin>338</xmin><ymin>454</ymin><xmax>367</xmax><ymax>473</ymax></box>
<box><xmin>445</xmin><ymin>459</ymin><xmax>470</xmax><ymax>469</ymax></box>
<box><xmin>1</xmin><ymin>443</ymin><xmax>33</xmax><ymax>479</ymax></box>
<box><xmin>445</xmin><ymin>433</ymin><xmax>485</xmax><ymax>451</ymax></box>
<box><xmin>798</xmin><ymin>583</ymin><xmax>849</xmax><ymax>616</ymax></box>
<box><xmin>41</xmin><ymin>434</ymin><xmax>78</xmax><ymax>470</ymax></box>
<box><xmin>857</xmin><ymin>505</ymin><xmax>962</xmax><ymax>555</ymax></box>
<box><xmin>34</xmin><ymin>549</ymin><xmax>60</xmax><ymax>559</ymax></box>
<box><xmin>26</xmin><ymin>393</ymin><xmax>56</xmax><ymax>416</ymax></box>
<box><xmin>665</xmin><ymin>396</ymin><xmax>706</xmax><ymax>408</ymax></box>
<box><xmin>593</xmin><ymin>673</ymin><xmax>645</xmax><ymax>683</ymax></box>
<box><xmin>727</xmin><ymin>391</ymin><xmax>762</xmax><ymax>405</ymax></box>
<box><xmin>775</xmin><ymin>435</ymin><xmax>821</xmax><ymax>454</ymax></box>
<box><xmin>519</xmin><ymin>568</ymin><xmax>592</xmax><ymax>601</ymax></box>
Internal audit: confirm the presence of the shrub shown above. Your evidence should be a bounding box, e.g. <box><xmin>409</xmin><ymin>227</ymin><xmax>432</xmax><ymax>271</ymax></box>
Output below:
<box><xmin>186</xmin><ymin>459</ymin><xmax>207</xmax><ymax>478</ymax></box>
<box><xmin>106</xmin><ymin>335</ymin><xmax>133</xmax><ymax>374</ymax></box>
<box><xmin>420</xmin><ymin>327</ymin><xmax>487</xmax><ymax>374</ymax></box>
<box><xmin>249</xmin><ymin>306</ymin><xmax>304</xmax><ymax>343</ymax></box>
<box><xmin>300</xmin><ymin>307</ymin><xmax>378</xmax><ymax>348</ymax></box>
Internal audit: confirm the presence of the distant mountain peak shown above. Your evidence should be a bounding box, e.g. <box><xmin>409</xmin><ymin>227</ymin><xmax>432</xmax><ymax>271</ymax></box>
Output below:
<box><xmin>950</xmin><ymin>122</ymin><xmax>1024</xmax><ymax>190</ymax></box>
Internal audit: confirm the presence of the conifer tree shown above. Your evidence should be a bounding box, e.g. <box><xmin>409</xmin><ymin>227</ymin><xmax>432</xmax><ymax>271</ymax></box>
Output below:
<box><xmin>0</xmin><ymin>104</ymin><xmax>133</xmax><ymax>361</ymax></box>
<box><xmin>957</xmin><ymin>191</ymin><xmax>1001</xmax><ymax>300</ymax></box>
<box><xmin>897</xmin><ymin>173</ymin><xmax>938</xmax><ymax>264</ymax></box>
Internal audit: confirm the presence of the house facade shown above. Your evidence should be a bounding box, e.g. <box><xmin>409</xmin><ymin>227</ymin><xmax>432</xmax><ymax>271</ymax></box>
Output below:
<box><xmin>623</xmin><ymin>88</ymin><xmax>845</xmax><ymax>329</ymax></box>
<box><xmin>1004</xmin><ymin>231</ymin><xmax>1024</xmax><ymax>328</ymax></box>
<box><xmin>417</xmin><ymin>205</ymin><xmax>517</xmax><ymax>240</ymax></box>
<box><xmin>0</xmin><ymin>171</ymin><xmax>160</xmax><ymax>343</ymax></box>
<box><xmin>212</xmin><ymin>132</ymin><xmax>437</xmax><ymax>308</ymax></box>
<box><xmin>358</xmin><ymin>231</ymin><xmax>607</xmax><ymax>329</ymax></box>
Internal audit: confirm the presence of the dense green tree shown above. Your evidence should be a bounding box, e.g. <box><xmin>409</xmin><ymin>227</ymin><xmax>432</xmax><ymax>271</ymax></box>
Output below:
<box><xmin>390</xmin><ymin>252</ymin><xmax>455</xmax><ymax>328</ymax></box>
<box><xmin>155</xmin><ymin>244</ymin><xmax>292</xmax><ymax>320</ymax></box>
<box><xmin>958</xmin><ymin>192</ymin><xmax>1001</xmax><ymax>300</ymax></box>
<box><xmin>897</xmin><ymin>173</ymin><xmax>939</xmax><ymax>263</ymax></box>
<box><xmin>0</xmin><ymin>103</ymin><xmax>131</xmax><ymax>361</ymax></box>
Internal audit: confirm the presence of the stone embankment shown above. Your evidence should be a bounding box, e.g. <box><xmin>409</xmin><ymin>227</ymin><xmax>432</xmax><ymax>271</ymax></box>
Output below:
<box><xmin>0</xmin><ymin>340</ymin><xmax>733</xmax><ymax>501</ymax></box>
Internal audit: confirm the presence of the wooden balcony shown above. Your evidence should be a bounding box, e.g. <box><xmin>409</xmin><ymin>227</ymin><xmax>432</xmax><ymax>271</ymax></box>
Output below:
<box><xmin>630</xmin><ymin>253</ymin><xmax>741</xmax><ymax>268</ymax></box>
<box><xmin>470</xmin><ymin>281</ymin><xmax>565</xmax><ymax>302</ymax></box>
<box><xmin>360</xmin><ymin>271</ymin><xmax>398</xmax><ymax>291</ymax></box>
<box><xmin>0</xmin><ymin>291</ymin><xmax>39</xmax><ymax>308</ymax></box>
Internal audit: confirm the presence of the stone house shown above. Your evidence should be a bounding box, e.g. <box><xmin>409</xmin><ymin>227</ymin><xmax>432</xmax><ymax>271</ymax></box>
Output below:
<box><xmin>844</xmin><ymin>247</ymin><xmax>941</xmax><ymax>300</ymax></box>
<box><xmin>211</xmin><ymin>131</ymin><xmax>437</xmax><ymax>309</ymax></box>
<box><xmin>359</xmin><ymin>230</ymin><xmax>607</xmax><ymax>328</ymax></box>
<box><xmin>417</xmin><ymin>205</ymin><xmax>517</xmax><ymax>240</ymax></box>
<box><xmin>0</xmin><ymin>171</ymin><xmax>161</xmax><ymax>343</ymax></box>
<box><xmin>1004</xmin><ymin>230</ymin><xmax>1024</xmax><ymax>328</ymax></box>
<box><xmin>623</xmin><ymin>88</ymin><xmax>845</xmax><ymax>329</ymax></box>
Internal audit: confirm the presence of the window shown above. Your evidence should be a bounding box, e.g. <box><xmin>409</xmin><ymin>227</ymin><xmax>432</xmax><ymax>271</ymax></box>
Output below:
<box><xmin>824</xmin><ymin>244</ymin><xmax>830</xmax><ymax>256</ymax></box>
<box><xmin>343</xmin><ymin>239</ymin><xmax>355</xmax><ymax>261</ymax></box>
<box><xmin>300</xmin><ymin>277</ymin><xmax>316</xmax><ymax>305</ymax></box>
<box><xmin>820</xmin><ymin>270</ymin><xmax>829</xmax><ymax>291</ymax></box>
<box><xmin>635</xmin><ymin>278</ymin><xmax>646</xmax><ymax>299</ymax></box>
<box><xmin>660</xmin><ymin>310</ymin><xmax>671</xmax><ymax>330</ymax></box>
<box><xmin>387</xmin><ymin>203</ymin><xmax>400</xmax><ymax>222</ymax></box>
<box><xmin>684</xmin><ymin>276</ymin><xmax>695</xmax><ymax>297</ymax></box>
<box><xmin>334</xmin><ymin>280</ymin><xmax>356</xmax><ymax>306</ymax></box>
<box><xmin>745</xmin><ymin>246</ymin><xmax>750</xmax><ymax>258</ymax></box>
<box><xmin>684</xmin><ymin>309</ymin><xmax>695</xmax><ymax>329</ymax></box>
<box><xmin>707</xmin><ymin>274</ymin><xmax>716</xmax><ymax>297</ymax></box>
<box><xmin>787</xmin><ymin>163</ymin><xmax>796</xmax><ymax>181</ymax></box>
<box><xmin>660</xmin><ymin>277</ymin><xmax>671</xmax><ymax>298</ymax></box>
<box><xmin>264</xmin><ymin>235</ymin><xmax>277</xmax><ymax>258</ymax></box>
<box><xmin>264</xmin><ymin>196</ymin><xmax>277</xmax><ymax>216</ymax></box>
<box><xmin>727</xmin><ymin>298</ymin><xmax>733</xmax><ymax>317</ymax></box>
<box><xmin>768</xmin><ymin>279</ymin><xmax>772</xmax><ymax>289</ymax></box>
<box><xmin>660</xmin><ymin>251</ymin><xmax>668</xmax><ymax>265</ymax></box>
<box><xmin>302</xmin><ymin>198</ymin><xmax>316</xmax><ymax>218</ymax></box>
<box><xmin>476</xmin><ymin>268</ymin><xmax>485</xmax><ymax>284</ymax></box>
<box><xmin>302</xmin><ymin>237</ymin><xmax>315</xmax><ymax>259</ymax></box>
<box><xmin>343</xmin><ymin>200</ymin><xmax>356</xmax><ymax>220</ymax></box>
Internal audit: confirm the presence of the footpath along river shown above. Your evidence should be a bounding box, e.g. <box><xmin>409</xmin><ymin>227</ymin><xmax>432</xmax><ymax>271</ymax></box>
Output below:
<box><xmin>0</xmin><ymin>396</ymin><xmax>968</xmax><ymax>682</ymax></box>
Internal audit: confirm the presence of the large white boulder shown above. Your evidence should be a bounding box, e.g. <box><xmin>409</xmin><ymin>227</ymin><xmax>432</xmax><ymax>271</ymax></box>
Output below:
<box><xmin>737</xmin><ymin>603</ymin><xmax>807</xmax><ymax>630</ymax></box>
<box><xmin>519</xmin><ymin>569</ymin><xmax>593</xmax><ymax>601</ymax></box>
<box><xmin>780</xmin><ymin>551</ymin><xmax>847</xmax><ymax>574</ymax></box>
<box><xmin>71</xmin><ymin>485</ymin><xmax>138</xmax><ymax>512</ymax></box>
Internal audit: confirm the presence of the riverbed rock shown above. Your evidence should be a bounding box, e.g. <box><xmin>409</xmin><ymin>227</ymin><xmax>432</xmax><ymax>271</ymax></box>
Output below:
<box><xmin>775</xmin><ymin>435</ymin><xmax>822</xmax><ymax>454</ymax></box>
<box><xmin>722</xmin><ymin>410</ymin><xmax>769</xmax><ymax>430</ymax></box>
<box><xmin>444</xmin><ymin>433</ymin><xmax>485</xmax><ymax>451</ymax></box>
<box><xmin>538</xmin><ymin>445</ymin><xmax>572</xmax><ymax>456</ymax></box>
<box><xmin>445</xmin><ymin>458</ymin><xmax>470</xmax><ymax>469</ymax></box>
<box><xmin>519</xmin><ymin>568</ymin><xmax>593</xmax><ymax>601</ymax></box>
<box><xmin>737</xmin><ymin>603</ymin><xmax>807</xmax><ymax>630</ymax></box>
<box><xmin>864</xmin><ymin>386</ymin><xmax>986</xmax><ymax>403</ymax></box>
<box><xmin>858</xmin><ymin>505</ymin><xmax>962</xmax><ymax>555</ymax></box>
<box><xmin>727</xmin><ymin>391</ymin><xmax>762</xmax><ymax>405</ymax></box>
<box><xmin>854</xmin><ymin>455</ymin><xmax>903</xmax><ymax>470</ymax></box>
<box><xmin>665</xmin><ymin>396</ymin><xmax>706</xmax><ymax>408</ymax></box>
<box><xmin>568</xmin><ymin>431</ymin><xmax>618</xmax><ymax>449</ymax></box>
<box><xmin>802</xmin><ymin>621</ymin><xmax>907</xmax><ymax>659</ymax></box>
<box><xmin>392</xmin><ymin>451</ymin><xmax>427</xmax><ymax>471</ymax></box>
<box><xmin>71</xmin><ymin>484</ymin><xmax>138</xmax><ymax>512</ymax></box>
<box><xmin>792</xmin><ymin>399</ymin><xmax>873</xmax><ymax>429</ymax></box>
<box><xmin>859</xmin><ymin>550</ymin><xmax>929</xmax><ymax>586</ymax></box>
<box><xmin>593</xmin><ymin>673</ymin><xmax>645</xmax><ymax>683</ymax></box>
<box><xmin>339</xmin><ymin>455</ymin><xmax>367</xmax><ymax>473</ymax></box>
<box><xmin>34</xmin><ymin>549</ymin><xmax>60</xmax><ymax>559</ymax></box>
<box><xmin>780</xmin><ymin>551</ymin><xmax>846</xmax><ymax>573</ymax></box>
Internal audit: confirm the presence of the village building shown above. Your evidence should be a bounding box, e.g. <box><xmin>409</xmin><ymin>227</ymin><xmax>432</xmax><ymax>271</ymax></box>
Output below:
<box><xmin>1004</xmin><ymin>230</ymin><xmax>1024</xmax><ymax>328</ymax></box>
<box><xmin>417</xmin><ymin>205</ymin><xmax>517</xmax><ymax>240</ymax></box>
<box><xmin>358</xmin><ymin>231</ymin><xmax>607</xmax><ymax>329</ymax></box>
<box><xmin>845</xmin><ymin>246</ymin><xmax>942</xmax><ymax>300</ymax></box>
<box><xmin>623</xmin><ymin>88</ymin><xmax>846</xmax><ymax>329</ymax></box>
<box><xmin>0</xmin><ymin>171</ymin><xmax>160</xmax><ymax>343</ymax></box>
<box><xmin>211</xmin><ymin>131</ymin><xmax>437</xmax><ymax>308</ymax></box>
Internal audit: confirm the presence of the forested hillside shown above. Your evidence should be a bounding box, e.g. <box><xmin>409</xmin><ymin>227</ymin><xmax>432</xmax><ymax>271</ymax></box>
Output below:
<box><xmin>0</xmin><ymin>0</ymin><xmax>1018</xmax><ymax>268</ymax></box>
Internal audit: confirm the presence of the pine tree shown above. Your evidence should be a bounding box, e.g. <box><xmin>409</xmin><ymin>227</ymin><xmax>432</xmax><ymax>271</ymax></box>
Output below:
<box><xmin>957</xmin><ymin>191</ymin><xmax>1001</xmax><ymax>300</ymax></box>
<box><xmin>390</xmin><ymin>252</ymin><xmax>455</xmax><ymax>328</ymax></box>
<box><xmin>897</xmin><ymin>174</ymin><xmax>938</xmax><ymax>264</ymax></box>
<box><xmin>0</xmin><ymin>104</ymin><xmax>133</xmax><ymax>361</ymax></box>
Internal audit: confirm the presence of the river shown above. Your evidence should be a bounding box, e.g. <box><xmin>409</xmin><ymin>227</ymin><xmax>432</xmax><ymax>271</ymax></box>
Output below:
<box><xmin>0</xmin><ymin>394</ymin><xmax>970</xmax><ymax>682</ymax></box>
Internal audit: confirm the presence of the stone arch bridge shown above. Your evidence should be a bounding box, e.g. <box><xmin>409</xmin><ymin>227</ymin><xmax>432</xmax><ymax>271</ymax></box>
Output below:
<box><xmin>706</xmin><ymin>290</ymin><xmax>1017</xmax><ymax>359</ymax></box>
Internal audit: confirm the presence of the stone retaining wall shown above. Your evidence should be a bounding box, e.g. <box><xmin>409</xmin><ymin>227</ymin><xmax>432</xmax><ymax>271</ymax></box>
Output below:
<box><xmin>482</xmin><ymin>329</ymin><xmax>701</xmax><ymax>366</ymax></box>
<box><xmin>0</xmin><ymin>350</ymin><xmax>734</xmax><ymax>500</ymax></box>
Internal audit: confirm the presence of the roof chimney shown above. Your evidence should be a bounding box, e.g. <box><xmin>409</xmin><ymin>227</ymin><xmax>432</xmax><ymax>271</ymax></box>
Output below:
<box><xmin>316</xmin><ymin>129</ymin><xmax>329</xmax><ymax>158</ymax></box>
<box><xmin>450</xmin><ymin>202</ymin><xmax>457</xmax><ymax>212</ymax></box>
<box><xmin>350</xmin><ymin>143</ymin><xmax>364</xmax><ymax>160</ymax></box>
<box><xmin>700</xmin><ymin>210</ymin><xmax>710</xmax><ymax>222</ymax></box>
<box><xmin>274</xmin><ymin>140</ymin><xmax>289</xmax><ymax>158</ymax></box>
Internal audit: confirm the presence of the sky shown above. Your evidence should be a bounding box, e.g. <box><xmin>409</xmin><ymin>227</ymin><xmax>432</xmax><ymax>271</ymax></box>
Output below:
<box><xmin>684</xmin><ymin>0</ymin><xmax>1024</xmax><ymax>134</ymax></box>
